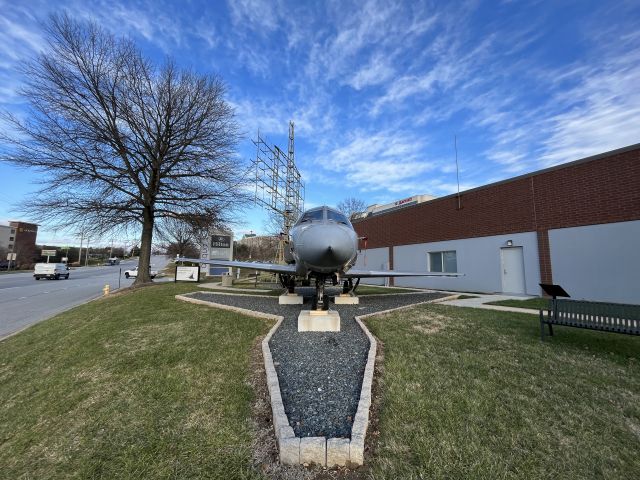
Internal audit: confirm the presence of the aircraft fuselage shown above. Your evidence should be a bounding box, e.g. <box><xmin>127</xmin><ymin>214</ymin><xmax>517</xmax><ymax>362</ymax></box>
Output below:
<box><xmin>288</xmin><ymin>208</ymin><xmax>359</xmax><ymax>277</ymax></box>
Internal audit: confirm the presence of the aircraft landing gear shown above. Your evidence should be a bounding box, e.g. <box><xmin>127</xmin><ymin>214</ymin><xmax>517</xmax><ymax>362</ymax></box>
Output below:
<box><xmin>342</xmin><ymin>278</ymin><xmax>359</xmax><ymax>294</ymax></box>
<box><xmin>278</xmin><ymin>274</ymin><xmax>297</xmax><ymax>294</ymax></box>
<box><xmin>312</xmin><ymin>277</ymin><xmax>330</xmax><ymax>311</ymax></box>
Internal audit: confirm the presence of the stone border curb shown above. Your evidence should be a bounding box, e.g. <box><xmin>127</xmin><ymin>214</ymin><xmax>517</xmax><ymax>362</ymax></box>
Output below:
<box><xmin>175</xmin><ymin>291</ymin><xmax>453</xmax><ymax>468</ymax></box>
<box><xmin>175</xmin><ymin>294</ymin><xmax>281</xmax><ymax>320</ymax></box>
<box><xmin>355</xmin><ymin>291</ymin><xmax>439</xmax><ymax>298</ymax></box>
<box><xmin>347</xmin><ymin>293</ymin><xmax>459</xmax><ymax>464</ymax></box>
<box><xmin>349</xmin><ymin>315</ymin><xmax>377</xmax><ymax>466</ymax></box>
<box><xmin>355</xmin><ymin>294</ymin><xmax>459</xmax><ymax>319</ymax></box>
<box><xmin>198</xmin><ymin>283</ymin><xmax>276</xmax><ymax>293</ymax></box>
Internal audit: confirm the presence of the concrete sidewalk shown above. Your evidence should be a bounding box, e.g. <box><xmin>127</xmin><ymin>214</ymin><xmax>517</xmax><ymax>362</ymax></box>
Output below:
<box><xmin>440</xmin><ymin>293</ymin><xmax>541</xmax><ymax>315</ymax></box>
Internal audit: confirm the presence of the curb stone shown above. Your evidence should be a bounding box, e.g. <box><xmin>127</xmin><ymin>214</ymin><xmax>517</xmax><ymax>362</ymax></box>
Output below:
<box><xmin>175</xmin><ymin>291</ymin><xmax>449</xmax><ymax>468</ymax></box>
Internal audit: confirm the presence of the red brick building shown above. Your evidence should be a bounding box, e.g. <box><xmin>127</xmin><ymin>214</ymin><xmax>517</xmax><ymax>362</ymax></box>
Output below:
<box><xmin>9</xmin><ymin>221</ymin><xmax>39</xmax><ymax>267</ymax></box>
<box><xmin>351</xmin><ymin>144</ymin><xmax>640</xmax><ymax>303</ymax></box>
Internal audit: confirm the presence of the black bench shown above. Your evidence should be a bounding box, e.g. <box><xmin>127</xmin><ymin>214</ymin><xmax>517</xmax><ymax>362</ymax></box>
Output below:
<box><xmin>539</xmin><ymin>299</ymin><xmax>640</xmax><ymax>340</ymax></box>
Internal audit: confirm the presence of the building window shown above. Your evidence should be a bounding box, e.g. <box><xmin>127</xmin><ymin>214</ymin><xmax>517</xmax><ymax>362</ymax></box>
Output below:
<box><xmin>429</xmin><ymin>250</ymin><xmax>457</xmax><ymax>273</ymax></box>
<box><xmin>8</xmin><ymin>244</ymin><xmax>13</xmax><ymax>250</ymax></box>
<box><xmin>11</xmin><ymin>229</ymin><xmax>16</xmax><ymax>234</ymax></box>
<box><xmin>9</xmin><ymin>236</ymin><xmax>14</xmax><ymax>241</ymax></box>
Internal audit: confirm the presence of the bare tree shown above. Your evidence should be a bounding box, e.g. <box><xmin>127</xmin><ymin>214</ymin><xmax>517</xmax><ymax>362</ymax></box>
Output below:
<box><xmin>336</xmin><ymin>197</ymin><xmax>367</xmax><ymax>219</ymax></box>
<box><xmin>0</xmin><ymin>14</ymin><xmax>244</xmax><ymax>284</ymax></box>
<box><xmin>155</xmin><ymin>214</ymin><xmax>218</xmax><ymax>258</ymax></box>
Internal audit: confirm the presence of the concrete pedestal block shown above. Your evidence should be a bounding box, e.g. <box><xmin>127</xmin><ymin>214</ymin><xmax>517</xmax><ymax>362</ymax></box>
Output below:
<box><xmin>327</xmin><ymin>438</ymin><xmax>350</xmax><ymax>467</ymax></box>
<box><xmin>279</xmin><ymin>436</ymin><xmax>300</xmax><ymax>465</ymax></box>
<box><xmin>279</xmin><ymin>293</ymin><xmax>304</xmax><ymax>305</ymax></box>
<box><xmin>334</xmin><ymin>294</ymin><xmax>359</xmax><ymax>305</ymax></box>
<box><xmin>300</xmin><ymin>437</ymin><xmax>326</xmax><ymax>466</ymax></box>
<box><xmin>221</xmin><ymin>275</ymin><xmax>233</xmax><ymax>286</ymax></box>
<box><xmin>298</xmin><ymin>310</ymin><xmax>340</xmax><ymax>332</ymax></box>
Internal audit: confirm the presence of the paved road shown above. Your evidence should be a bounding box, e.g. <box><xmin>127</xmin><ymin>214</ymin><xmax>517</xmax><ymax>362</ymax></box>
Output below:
<box><xmin>0</xmin><ymin>255</ymin><xmax>171</xmax><ymax>340</ymax></box>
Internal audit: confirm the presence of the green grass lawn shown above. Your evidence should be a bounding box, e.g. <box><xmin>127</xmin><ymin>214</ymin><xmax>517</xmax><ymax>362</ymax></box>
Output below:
<box><xmin>0</xmin><ymin>283</ymin><xmax>272</xmax><ymax>479</ymax></box>
<box><xmin>486</xmin><ymin>297</ymin><xmax>550</xmax><ymax>310</ymax></box>
<box><xmin>3</xmin><ymin>285</ymin><xmax>639</xmax><ymax>479</ymax></box>
<box><xmin>365</xmin><ymin>304</ymin><xmax>640</xmax><ymax>479</ymax></box>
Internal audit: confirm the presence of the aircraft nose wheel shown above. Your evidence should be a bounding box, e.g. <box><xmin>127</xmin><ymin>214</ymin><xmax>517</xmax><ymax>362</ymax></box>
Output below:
<box><xmin>313</xmin><ymin>278</ymin><xmax>330</xmax><ymax>310</ymax></box>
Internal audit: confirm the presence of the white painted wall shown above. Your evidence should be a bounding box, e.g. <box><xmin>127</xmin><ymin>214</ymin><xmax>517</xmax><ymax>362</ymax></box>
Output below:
<box><xmin>0</xmin><ymin>225</ymin><xmax>11</xmax><ymax>250</ymax></box>
<box><xmin>549</xmin><ymin>220</ymin><xmax>640</xmax><ymax>304</ymax></box>
<box><xmin>392</xmin><ymin>232</ymin><xmax>541</xmax><ymax>295</ymax></box>
<box><xmin>353</xmin><ymin>247</ymin><xmax>389</xmax><ymax>285</ymax></box>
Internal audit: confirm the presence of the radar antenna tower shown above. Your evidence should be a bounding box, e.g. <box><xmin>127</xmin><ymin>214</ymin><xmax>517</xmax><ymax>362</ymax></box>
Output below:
<box><xmin>252</xmin><ymin>121</ymin><xmax>305</xmax><ymax>263</ymax></box>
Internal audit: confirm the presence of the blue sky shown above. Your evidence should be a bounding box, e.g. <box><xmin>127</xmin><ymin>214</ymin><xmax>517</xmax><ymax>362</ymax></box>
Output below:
<box><xmin>1</xmin><ymin>0</ymin><xmax>639</xmax><ymax>246</ymax></box>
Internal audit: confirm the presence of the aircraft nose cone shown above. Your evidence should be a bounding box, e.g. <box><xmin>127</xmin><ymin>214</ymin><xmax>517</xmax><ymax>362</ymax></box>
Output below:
<box><xmin>298</xmin><ymin>225</ymin><xmax>355</xmax><ymax>269</ymax></box>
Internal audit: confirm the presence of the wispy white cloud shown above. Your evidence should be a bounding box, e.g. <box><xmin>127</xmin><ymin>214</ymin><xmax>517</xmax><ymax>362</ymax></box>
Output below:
<box><xmin>227</xmin><ymin>0</ymin><xmax>282</xmax><ymax>32</ymax></box>
<box><xmin>345</xmin><ymin>53</ymin><xmax>395</xmax><ymax>90</ymax></box>
<box><xmin>316</xmin><ymin>130</ymin><xmax>443</xmax><ymax>193</ymax></box>
<box><xmin>2</xmin><ymin>0</ymin><xmax>640</xmax><ymax>236</ymax></box>
<box><xmin>539</xmin><ymin>53</ymin><xmax>640</xmax><ymax>164</ymax></box>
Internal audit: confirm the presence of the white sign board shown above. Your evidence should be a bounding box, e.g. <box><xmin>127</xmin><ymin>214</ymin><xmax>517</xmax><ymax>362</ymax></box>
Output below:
<box><xmin>176</xmin><ymin>266</ymin><xmax>199</xmax><ymax>282</ymax></box>
<box><xmin>6</xmin><ymin>253</ymin><xmax>16</xmax><ymax>261</ymax></box>
<box><xmin>42</xmin><ymin>249</ymin><xmax>57</xmax><ymax>256</ymax></box>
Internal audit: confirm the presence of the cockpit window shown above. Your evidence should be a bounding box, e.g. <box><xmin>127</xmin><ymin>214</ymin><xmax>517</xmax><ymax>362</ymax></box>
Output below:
<box><xmin>326</xmin><ymin>210</ymin><xmax>349</xmax><ymax>225</ymax></box>
<box><xmin>300</xmin><ymin>209</ymin><xmax>324</xmax><ymax>223</ymax></box>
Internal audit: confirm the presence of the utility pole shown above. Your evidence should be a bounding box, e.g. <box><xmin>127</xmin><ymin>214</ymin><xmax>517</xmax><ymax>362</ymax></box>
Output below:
<box><xmin>78</xmin><ymin>232</ymin><xmax>84</xmax><ymax>266</ymax></box>
<box><xmin>85</xmin><ymin>237</ymin><xmax>90</xmax><ymax>266</ymax></box>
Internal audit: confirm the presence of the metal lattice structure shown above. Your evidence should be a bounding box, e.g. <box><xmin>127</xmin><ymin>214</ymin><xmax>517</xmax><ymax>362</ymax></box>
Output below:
<box><xmin>253</xmin><ymin>121</ymin><xmax>305</xmax><ymax>262</ymax></box>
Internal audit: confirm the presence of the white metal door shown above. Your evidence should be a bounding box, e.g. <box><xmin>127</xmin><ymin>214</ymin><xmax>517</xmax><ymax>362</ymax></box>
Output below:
<box><xmin>501</xmin><ymin>247</ymin><xmax>526</xmax><ymax>294</ymax></box>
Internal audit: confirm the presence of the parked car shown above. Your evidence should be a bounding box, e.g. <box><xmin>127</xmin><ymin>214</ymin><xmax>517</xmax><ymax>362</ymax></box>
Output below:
<box><xmin>34</xmin><ymin>263</ymin><xmax>70</xmax><ymax>280</ymax></box>
<box><xmin>124</xmin><ymin>265</ymin><xmax>157</xmax><ymax>279</ymax></box>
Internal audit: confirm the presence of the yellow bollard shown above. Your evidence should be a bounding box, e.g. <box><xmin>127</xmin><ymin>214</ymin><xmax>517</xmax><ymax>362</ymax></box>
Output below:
<box><xmin>103</xmin><ymin>284</ymin><xmax>110</xmax><ymax>296</ymax></box>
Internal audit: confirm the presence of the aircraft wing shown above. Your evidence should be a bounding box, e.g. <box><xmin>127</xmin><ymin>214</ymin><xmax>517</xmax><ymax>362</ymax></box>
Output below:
<box><xmin>343</xmin><ymin>268</ymin><xmax>462</xmax><ymax>278</ymax></box>
<box><xmin>176</xmin><ymin>257</ymin><xmax>297</xmax><ymax>275</ymax></box>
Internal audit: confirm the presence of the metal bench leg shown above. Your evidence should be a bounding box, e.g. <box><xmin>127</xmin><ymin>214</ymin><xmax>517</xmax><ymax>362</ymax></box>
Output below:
<box><xmin>540</xmin><ymin>311</ymin><xmax>545</xmax><ymax>341</ymax></box>
<box><xmin>548</xmin><ymin>323</ymin><xmax>554</xmax><ymax>336</ymax></box>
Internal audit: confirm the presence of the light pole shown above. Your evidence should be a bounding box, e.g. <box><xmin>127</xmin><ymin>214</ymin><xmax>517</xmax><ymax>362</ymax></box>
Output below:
<box><xmin>78</xmin><ymin>231</ymin><xmax>84</xmax><ymax>266</ymax></box>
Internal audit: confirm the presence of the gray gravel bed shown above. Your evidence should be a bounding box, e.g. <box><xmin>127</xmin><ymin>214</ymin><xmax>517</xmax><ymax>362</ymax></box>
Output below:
<box><xmin>186</xmin><ymin>288</ymin><xmax>447</xmax><ymax>438</ymax></box>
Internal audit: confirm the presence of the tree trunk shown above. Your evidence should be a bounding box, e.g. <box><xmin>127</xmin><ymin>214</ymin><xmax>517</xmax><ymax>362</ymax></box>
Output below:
<box><xmin>134</xmin><ymin>206</ymin><xmax>155</xmax><ymax>285</ymax></box>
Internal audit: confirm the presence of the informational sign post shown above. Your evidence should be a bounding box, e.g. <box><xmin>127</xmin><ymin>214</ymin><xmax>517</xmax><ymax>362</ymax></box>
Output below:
<box><xmin>41</xmin><ymin>249</ymin><xmax>56</xmax><ymax>263</ymax></box>
<box><xmin>175</xmin><ymin>265</ymin><xmax>200</xmax><ymax>282</ymax></box>
<box><xmin>205</xmin><ymin>232</ymin><xmax>233</xmax><ymax>276</ymax></box>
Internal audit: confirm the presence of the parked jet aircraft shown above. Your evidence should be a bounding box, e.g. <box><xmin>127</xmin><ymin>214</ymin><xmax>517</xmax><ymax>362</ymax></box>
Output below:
<box><xmin>177</xmin><ymin>205</ymin><xmax>460</xmax><ymax>310</ymax></box>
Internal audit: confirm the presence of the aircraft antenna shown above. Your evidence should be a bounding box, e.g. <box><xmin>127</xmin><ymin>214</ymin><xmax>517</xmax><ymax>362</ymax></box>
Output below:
<box><xmin>455</xmin><ymin>134</ymin><xmax>462</xmax><ymax>210</ymax></box>
<box><xmin>252</xmin><ymin>121</ymin><xmax>305</xmax><ymax>263</ymax></box>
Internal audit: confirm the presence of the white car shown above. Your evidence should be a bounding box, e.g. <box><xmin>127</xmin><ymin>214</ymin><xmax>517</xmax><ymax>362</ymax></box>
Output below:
<box><xmin>124</xmin><ymin>265</ymin><xmax>158</xmax><ymax>279</ymax></box>
<box><xmin>34</xmin><ymin>263</ymin><xmax>69</xmax><ymax>280</ymax></box>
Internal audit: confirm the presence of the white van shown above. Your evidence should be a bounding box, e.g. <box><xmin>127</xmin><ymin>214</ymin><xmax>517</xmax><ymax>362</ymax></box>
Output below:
<box><xmin>34</xmin><ymin>263</ymin><xmax>70</xmax><ymax>280</ymax></box>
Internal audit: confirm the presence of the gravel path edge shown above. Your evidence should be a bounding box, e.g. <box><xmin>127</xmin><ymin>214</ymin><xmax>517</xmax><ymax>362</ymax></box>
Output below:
<box><xmin>174</xmin><ymin>292</ymin><xmax>458</xmax><ymax>469</ymax></box>
<box><xmin>174</xmin><ymin>294</ymin><xmax>281</xmax><ymax>319</ymax></box>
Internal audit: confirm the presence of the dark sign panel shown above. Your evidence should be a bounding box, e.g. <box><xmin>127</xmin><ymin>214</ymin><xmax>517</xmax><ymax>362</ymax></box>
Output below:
<box><xmin>211</xmin><ymin>235</ymin><xmax>231</xmax><ymax>249</ymax></box>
